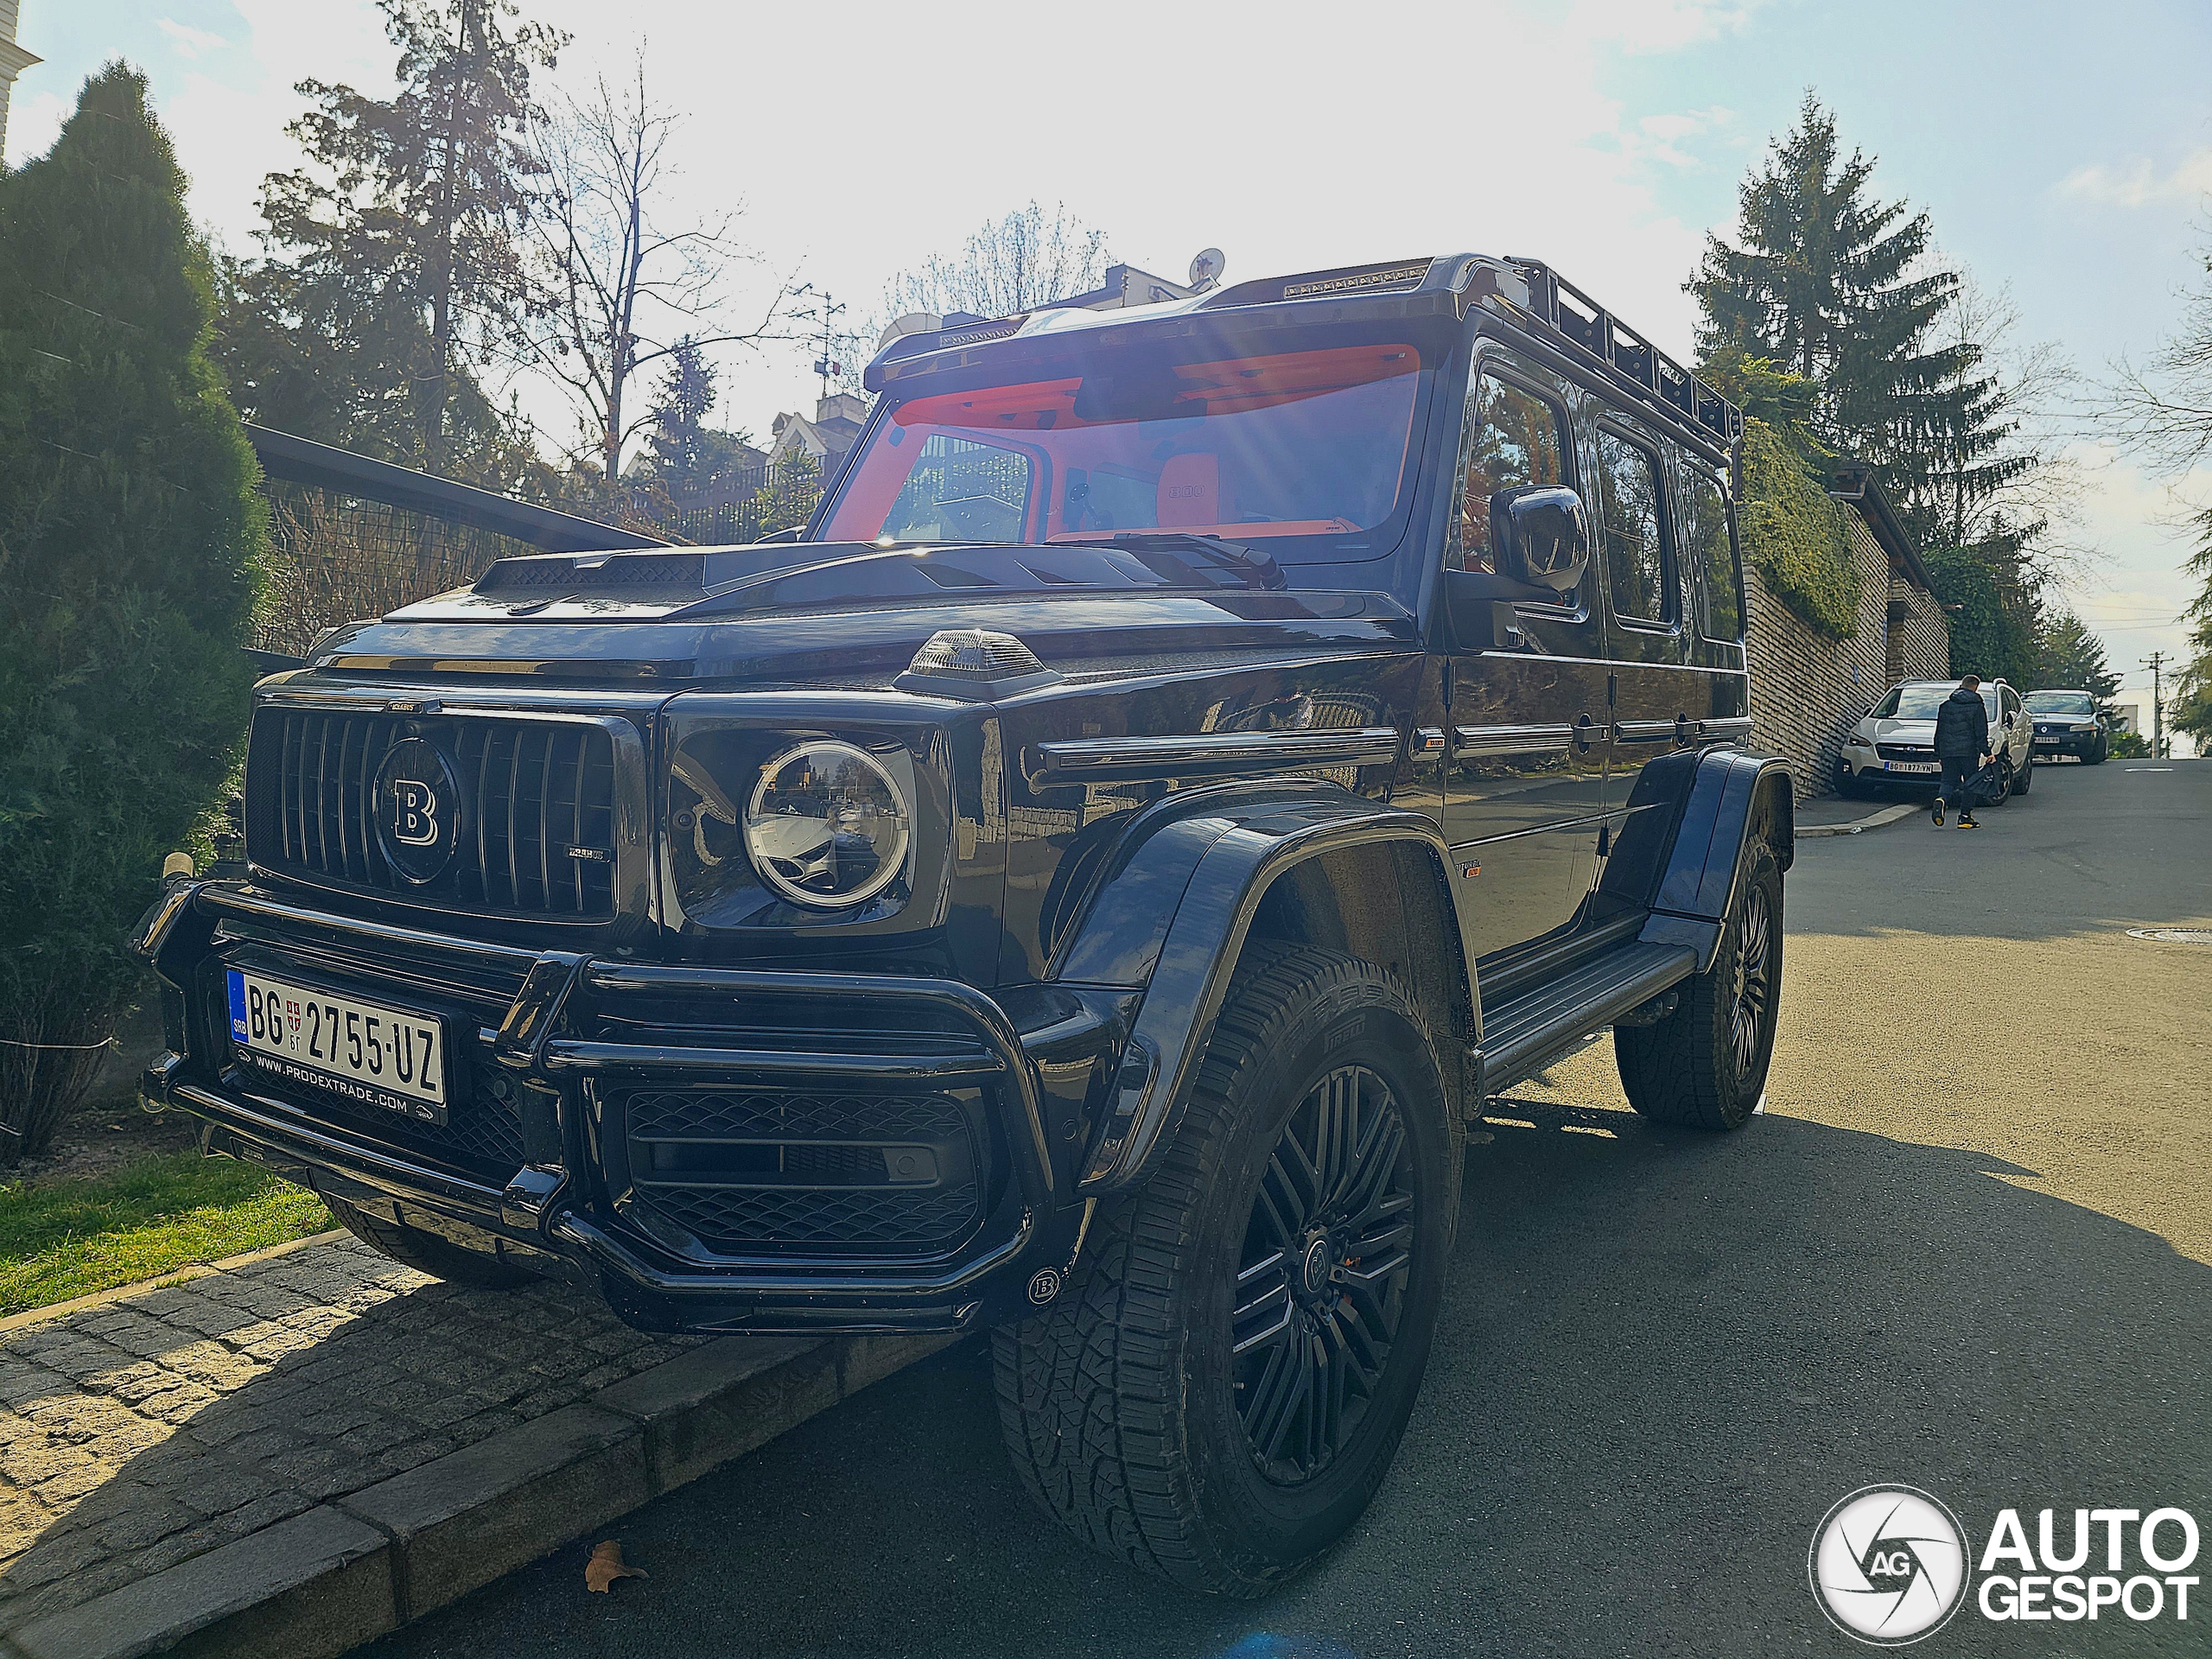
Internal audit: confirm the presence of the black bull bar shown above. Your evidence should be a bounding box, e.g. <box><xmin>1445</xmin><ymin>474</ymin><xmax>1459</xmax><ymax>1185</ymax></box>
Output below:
<box><xmin>134</xmin><ymin>880</ymin><xmax>1077</xmax><ymax>1334</ymax></box>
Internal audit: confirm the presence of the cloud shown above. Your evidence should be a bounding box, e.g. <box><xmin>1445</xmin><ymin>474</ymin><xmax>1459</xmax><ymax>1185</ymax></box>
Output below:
<box><xmin>2049</xmin><ymin>442</ymin><xmax>2209</xmax><ymax>706</ymax></box>
<box><xmin>1627</xmin><ymin>106</ymin><xmax>1736</xmax><ymax>170</ymax></box>
<box><xmin>1563</xmin><ymin>0</ymin><xmax>1766</xmax><ymax>54</ymax></box>
<box><xmin>2056</xmin><ymin>149</ymin><xmax>2212</xmax><ymax>209</ymax></box>
<box><xmin>156</xmin><ymin>19</ymin><xmax>230</xmax><ymax>60</ymax></box>
<box><xmin>3</xmin><ymin>89</ymin><xmax>72</xmax><ymax>168</ymax></box>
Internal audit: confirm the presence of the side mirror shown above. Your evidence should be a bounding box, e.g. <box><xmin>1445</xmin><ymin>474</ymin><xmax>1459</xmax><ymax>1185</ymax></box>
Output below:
<box><xmin>1493</xmin><ymin>486</ymin><xmax>1589</xmax><ymax>593</ymax></box>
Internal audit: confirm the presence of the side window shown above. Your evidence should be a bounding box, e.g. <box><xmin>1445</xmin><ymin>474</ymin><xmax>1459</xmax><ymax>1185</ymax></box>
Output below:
<box><xmin>1592</xmin><ymin>426</ymin><xmax>1671</xmax><ymax>626</ymax></box>
<box><xmin>1682</xmin><ymin>464</ymin><xmax>1742</xmax><ymax>641</ymax></box>
<box><xmin>1457</xmin><ymin>371</ymin><xmax>1573</xmax><ymax>582</ymax></box>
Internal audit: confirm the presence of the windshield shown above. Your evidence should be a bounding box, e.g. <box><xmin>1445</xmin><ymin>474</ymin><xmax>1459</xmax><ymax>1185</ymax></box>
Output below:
<box><xmin>2025</xmin><ymin>691</ymin><xmax>2095</xmax><ymax>714</ymax></box>
<box><xmin>1875</xmin><ymin>683</ymin><xmax>1999</xmax><ymax>720</ymax></box>
<box><xmin>820</xmin><ymin>341</ymin><xmax>1428</xmax><ymax>563</ymax></box>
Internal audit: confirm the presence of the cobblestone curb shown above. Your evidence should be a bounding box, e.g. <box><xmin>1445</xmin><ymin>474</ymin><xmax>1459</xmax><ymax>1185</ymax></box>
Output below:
<box><xmin>0</xmin><ymin>1239</ymin><xmax>952</xmax><ymax>1659</ymax></box>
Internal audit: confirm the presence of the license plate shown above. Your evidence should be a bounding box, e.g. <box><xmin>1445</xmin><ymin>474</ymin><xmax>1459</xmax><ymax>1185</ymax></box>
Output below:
<box><xmin>1883</xmin><ymin>760</ymin><xmax>1938</xmax><ymax>774</ymax></box>
<box><xmin>226</xmin><ymin>969</ymin><xmax>448</xmax><ymax>1125</ymax></box>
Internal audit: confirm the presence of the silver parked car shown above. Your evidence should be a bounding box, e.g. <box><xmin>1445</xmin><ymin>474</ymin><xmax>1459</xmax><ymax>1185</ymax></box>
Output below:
<box><xmin>1836</xmin><ymin>678</ymin><xmax>2037</xmax><ymax>799</ymax></box>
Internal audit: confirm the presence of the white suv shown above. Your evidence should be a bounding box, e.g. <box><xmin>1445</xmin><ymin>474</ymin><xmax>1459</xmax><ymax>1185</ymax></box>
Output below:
<box><xmin>1837</xmin><ymin>679</ymin><xmax>2037</xmax><ymax>799</ymax></box>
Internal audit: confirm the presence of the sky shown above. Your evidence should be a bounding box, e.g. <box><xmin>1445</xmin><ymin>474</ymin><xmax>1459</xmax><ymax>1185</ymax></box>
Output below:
<box><xmin>9</xmin><ymin>0</ymin><xmax>2210</xmax><ymax>735</ymax></box>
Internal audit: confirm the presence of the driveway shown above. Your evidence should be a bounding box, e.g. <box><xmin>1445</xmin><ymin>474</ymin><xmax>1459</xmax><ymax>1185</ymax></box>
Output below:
<box><xmin>359</xmin><ymin>758</ymin><xmax>2212</xmax><ymax>1658</ymax></box>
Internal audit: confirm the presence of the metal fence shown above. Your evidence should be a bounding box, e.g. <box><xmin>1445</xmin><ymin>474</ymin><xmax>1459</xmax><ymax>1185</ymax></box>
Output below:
<box><xmin>253</xmin><ymin>457</ymin><xmax>830</xmax><ymax>654</ymax></box>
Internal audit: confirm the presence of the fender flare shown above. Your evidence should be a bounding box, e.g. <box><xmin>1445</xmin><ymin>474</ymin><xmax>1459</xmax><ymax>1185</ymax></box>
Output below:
<box><xmin>1063</xmin><ymin>792</ymin><xmax>1473</xmax><ymax>1195</ymax></box>
<box><xmin>1634</xmin><ymin>747</ymin><xmax>1794</xmax><ymax>969</ymax></box>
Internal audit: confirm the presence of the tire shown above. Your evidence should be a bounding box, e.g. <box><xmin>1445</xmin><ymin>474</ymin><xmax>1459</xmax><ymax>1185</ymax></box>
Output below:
<box><xmin>1835</xmin><ymin>765</ymin><xmax>1868</xmax><ymax>799</ymax></box>
<box><xmin>1985</xmin><ymin>759</ymin><xmax>2012</xmax><ymax>807</ymax></box>
<box><xmin>324</xmin><ymin>1194</ymin><xmax>535</xmax><ymax>1289</ymax></box>
<box><xmin>994</xmin><ymin>944</ymin><xmax>1459</xmax><ymax>1596</ymax></box>
<box><xmin>1615</xmin><ymin>837</ymin><xmax>1783</xmax><ymax>1131</ymax></box>
<box><xmin>2014</xmin><ymin>754</ymin><xmax>2033</xmax><ymax>794</ymax></box>
<box><xmin>2087</xmin><ymin>742</ymin><xmax>2107</xmax><ymax>766</ymax></box>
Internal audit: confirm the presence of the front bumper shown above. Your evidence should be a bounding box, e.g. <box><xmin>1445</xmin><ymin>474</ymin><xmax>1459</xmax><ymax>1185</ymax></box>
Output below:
<box><xmin>2032</xmin><ymin>731</ymin><xmax>2098</xmax><ymax>754</ymax></box>
<box><xmin>135</xmin><ymin>880</ymin><xmax>1105</xmax><ymax>1334</ymax></box>
<box><xmin>1841</xmin><ymin>749</ymin><xmax>1940</xmax><ymax>785</ymax></box>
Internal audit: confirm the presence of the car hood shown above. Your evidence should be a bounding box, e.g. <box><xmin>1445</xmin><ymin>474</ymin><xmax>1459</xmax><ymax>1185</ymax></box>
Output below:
<box><xmin>310</xmin><ymin>540</ymin><xmax>1414</xmax><ymax>684</ymax></box>
<box><xmin>1857</xmin><ymin>717</ymin><xmax>1935</xmax><ymax>742</ymax></box>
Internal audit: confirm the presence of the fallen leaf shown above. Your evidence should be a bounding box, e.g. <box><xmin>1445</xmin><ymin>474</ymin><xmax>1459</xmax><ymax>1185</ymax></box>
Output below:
<box><xmin>585</xmin><ymin>1540</ymin><xmax>648</xmax><ymax>1593</ymax></box>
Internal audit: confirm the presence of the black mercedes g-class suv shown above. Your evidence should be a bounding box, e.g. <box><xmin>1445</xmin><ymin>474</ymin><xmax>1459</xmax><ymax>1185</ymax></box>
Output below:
<box><xmin>137</xmin><ymin>253</ymin><xmax>1791</xmax><ymax>1595</ymax></box>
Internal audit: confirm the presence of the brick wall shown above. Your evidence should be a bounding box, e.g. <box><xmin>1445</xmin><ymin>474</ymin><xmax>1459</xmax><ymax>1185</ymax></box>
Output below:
<box><xmin>1745</xmin><ymin>514</ymin><xmax>1895</xmax><ymax>799</ymax></box>
<box><xmin>1886</xmin><ymin>577</ymin><xmax>1949</xmax><ymax>684</ymax></box>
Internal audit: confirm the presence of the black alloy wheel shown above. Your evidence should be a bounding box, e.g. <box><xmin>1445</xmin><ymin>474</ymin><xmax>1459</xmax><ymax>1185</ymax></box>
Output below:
<box><xmin>994</xmin><ymin>944</ymin><xmax>1458</xmax><ymax>1596</ymax></box>
<box><xmin>1230</xmin><ymin>1064</ymin><xmax>1417</xmax><ymax>1484</ymax></box>
<box><xmin>1727</xmin><ymin>878</ymin><xmax>1775</xmax><ymax>1083</ymax></box>
<box><xmin>1615</xmin><ymin>836</ymin><xmax>1784</xmax><ymax>1131</ymax></box>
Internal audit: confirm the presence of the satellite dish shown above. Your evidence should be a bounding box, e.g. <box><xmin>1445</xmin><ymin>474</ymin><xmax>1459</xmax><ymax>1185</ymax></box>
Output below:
<box><xmin>877</xmin><ymin>313</ymin><xmax>943</xmax><ymax>350</ymax></box>
<box><xmin>1188</xmin><ymin>249</ymin><xmax>1225</xmax><ymax>293</ymax></box>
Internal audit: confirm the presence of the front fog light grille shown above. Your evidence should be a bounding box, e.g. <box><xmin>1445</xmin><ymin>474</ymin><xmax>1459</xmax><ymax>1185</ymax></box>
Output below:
<box><xmin>621</xmin><ymin>1089</ymin><xmax>988</xmax><ymax>1257</ymax></box>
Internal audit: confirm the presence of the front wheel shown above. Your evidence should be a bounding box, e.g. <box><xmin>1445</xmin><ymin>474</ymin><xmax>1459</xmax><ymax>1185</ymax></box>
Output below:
<box><xmin>994</xmin><ymin>944</ymin><xmax>1459</xmax><ymax>1596</ymax></box>
<box><xmin>2014</xmin><ymin>754</ymin><xmax>2033</xmax><ymax>794</ymax></box>
<box><xmin>1615</xmin><ymin>837</ymin><xmax>1783</xmax><ymax>1130</ymax></box>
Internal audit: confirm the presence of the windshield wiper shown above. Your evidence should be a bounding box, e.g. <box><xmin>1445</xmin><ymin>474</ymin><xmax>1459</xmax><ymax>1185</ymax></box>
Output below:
<box><xmin>1089</xmin><ymin>532</ymin><xmax>1287</xmax><ymax>591</ymax></box>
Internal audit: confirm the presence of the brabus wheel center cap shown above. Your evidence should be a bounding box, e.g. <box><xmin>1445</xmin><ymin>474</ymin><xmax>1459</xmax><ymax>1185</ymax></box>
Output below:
<box><xmin>1300</xmin><ymin>1234</ymin><xmax>1334</xmax><ymax>1298</ymax></box>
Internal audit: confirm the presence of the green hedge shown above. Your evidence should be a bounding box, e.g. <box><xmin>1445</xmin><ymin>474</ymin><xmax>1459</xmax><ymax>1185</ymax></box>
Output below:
<box><xmin>1923</xmin><ymin>547</ymin><xmax>2035</xmax><ymax>685</ymax></box>
<box><xmin>1736</xmin><ymin>419</ymin><xmax>1861</xmax><ymax>639</ymax></box>
<box><xmin>0</xmin><ymin>67</ymin><xmax>267</xmax><ymax>1160</ymax></box>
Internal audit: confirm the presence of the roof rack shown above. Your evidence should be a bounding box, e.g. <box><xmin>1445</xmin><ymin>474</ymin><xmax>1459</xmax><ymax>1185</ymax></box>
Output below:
<box><xmin>1496</xmin><ymin>257</ymin><xmax>1742</xmax><ymax>450</ymax></box>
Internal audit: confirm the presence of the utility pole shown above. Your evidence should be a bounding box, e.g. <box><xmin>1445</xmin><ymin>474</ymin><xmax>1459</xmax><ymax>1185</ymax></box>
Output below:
<box><xmin>2144</xmin><ymin>651</ymin><xmax>2167</xmax><ymax>758</ymax></box>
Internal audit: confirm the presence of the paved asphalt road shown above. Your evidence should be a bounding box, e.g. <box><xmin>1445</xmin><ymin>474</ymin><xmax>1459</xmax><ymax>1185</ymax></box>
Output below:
<box><xmin>361</xmin><ymin>758</ymin><xmax>2212</xmax><ymax>1659</ymax></box>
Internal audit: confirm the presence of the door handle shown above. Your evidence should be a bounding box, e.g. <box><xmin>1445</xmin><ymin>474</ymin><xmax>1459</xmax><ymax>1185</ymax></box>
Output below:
<box><xmin>1611</xmin><ymin>719</ymin><xmax>1681</xmax><ymax>746</ymax></box>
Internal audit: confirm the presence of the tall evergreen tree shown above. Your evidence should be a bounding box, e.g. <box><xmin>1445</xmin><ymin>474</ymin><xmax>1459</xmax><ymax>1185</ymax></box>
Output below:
<box><xmin>0</xmin><ymin>66</ymin><xmax>268</xmax><ymax>1159</ymax></box>
<box><xmin>216</xmin><ymin>0</ymin><xmax>562</xmax><ymax>484</ymax></box>
<box><xmin>2031</xmin><ymin>608</ymin><xmax>2120</xmax><ymax>700</ymax></box>
<box><xmin>1691</xmin><ymin>94</ymin><xmax>2022</xmax><ymax>553</ymax></box>
<box><xmin>636</xmin><ymin>335</ymin><xmax>754</xmax><ymax>502</ymax></box>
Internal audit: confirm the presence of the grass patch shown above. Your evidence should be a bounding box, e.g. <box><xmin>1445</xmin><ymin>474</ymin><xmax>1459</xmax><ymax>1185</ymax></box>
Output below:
<box><xmin>0</xmin><ymin>1154</ymin><xmax>331</xmax><ymax>1317</ymax></box>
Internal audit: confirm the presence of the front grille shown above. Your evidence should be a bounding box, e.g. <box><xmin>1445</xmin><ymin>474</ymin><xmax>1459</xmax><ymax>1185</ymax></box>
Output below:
<box><xmin>1876</xmin><ymin>743</ymin><xmax>1934</xmax><ymax>762</ymax></box>
<box><xmin>621</xmin><ymin>1090</ymin><xmax>987</xmax><ymax>1257</ymax></box>
<box><xmin>246</xmin><ymin>709</ymin><xmax>617</xmax><ymax>918</ymax></box>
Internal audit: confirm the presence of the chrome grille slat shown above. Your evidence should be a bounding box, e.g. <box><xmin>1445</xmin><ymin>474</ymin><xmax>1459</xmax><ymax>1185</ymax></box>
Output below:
<box><xmin>245</xmin><ymin>709</ymin><xmax>618</xmax><ymax>919</ymax></box>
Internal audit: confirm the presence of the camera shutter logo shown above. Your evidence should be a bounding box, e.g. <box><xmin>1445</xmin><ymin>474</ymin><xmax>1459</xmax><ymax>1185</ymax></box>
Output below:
<box><xmin>373</xmin><ymin>738</ymin><xmax>464</xmax><ymax>884</ymax></box>
<box><xmin>1810</xmin><ymin>1486</ymin><xmax>1972</xmax><ymax>1645</ymax></box>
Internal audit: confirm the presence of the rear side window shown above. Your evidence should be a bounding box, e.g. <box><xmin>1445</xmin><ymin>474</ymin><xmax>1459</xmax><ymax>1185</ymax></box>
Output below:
<box><xmin>1593</xmin><ymin>426</ymin><xmax>1671</xmax><ymax>626</ymax></box>
<box><xmin>1457</xmin><ymin>372</ymin><xmax>1573</xmax><ymax>579</ymax></box>
<box><xmin>1681</xmin><ymin>465</ymin><xmax>1740</xmax><ymax>641</ymax></box>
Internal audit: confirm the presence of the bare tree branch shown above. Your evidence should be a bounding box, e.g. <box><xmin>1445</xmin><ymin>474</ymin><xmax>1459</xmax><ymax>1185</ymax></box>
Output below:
<box><xmin>509</xmin><ymin>51</ymin><xmax>784</xmax><ymax>493</ymax></box>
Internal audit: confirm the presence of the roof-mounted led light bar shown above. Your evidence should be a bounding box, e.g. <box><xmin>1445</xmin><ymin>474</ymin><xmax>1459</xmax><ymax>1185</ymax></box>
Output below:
<box><xmin>860</xmin><ymin>249</ymin><xmax>1742</xmax><ymax>453</ymax></box>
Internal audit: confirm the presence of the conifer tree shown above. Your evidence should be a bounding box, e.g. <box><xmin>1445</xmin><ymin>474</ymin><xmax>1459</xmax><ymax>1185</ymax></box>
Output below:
<box><xmin>217</xmin><ymin>0</ymin><xmax>562</xmax><ymax>485</ymax></box>
<box><xmin>1691</xmin><ymin>94</ymin><xmax>2022</xmax><ymax>553</ymax></box>
<box><xmin>0</xmin><ymin>66</ymin><xmax>268</xmax><ymax>1160</ymax></box>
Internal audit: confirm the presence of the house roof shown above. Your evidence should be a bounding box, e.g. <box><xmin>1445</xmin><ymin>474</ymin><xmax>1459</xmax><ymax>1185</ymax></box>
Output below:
<box><xmin>1830</xmin><ymin>461</ymin><xmax>1934</xmax><ymax>593</ymax></box>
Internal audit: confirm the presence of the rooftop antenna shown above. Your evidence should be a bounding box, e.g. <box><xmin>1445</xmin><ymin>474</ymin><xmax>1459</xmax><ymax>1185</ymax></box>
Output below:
<box><xmin>789</xmin><ymin>283</ymin><xmax>849</xmax><ymax>400</ymax></box>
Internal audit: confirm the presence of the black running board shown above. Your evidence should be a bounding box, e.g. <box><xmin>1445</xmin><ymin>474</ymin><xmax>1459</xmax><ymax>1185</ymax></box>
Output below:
<box><xmin>1478</xmin><ymin>939</ymin><xmax>1699</xmax><ymax>1095</ymax></box>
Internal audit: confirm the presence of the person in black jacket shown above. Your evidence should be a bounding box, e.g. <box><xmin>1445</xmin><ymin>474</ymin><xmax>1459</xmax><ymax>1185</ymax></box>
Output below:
<box><xmin>1932</xmin><ymin>677</ymin><xmax>1992</xmax><ymax>828</ymax></box>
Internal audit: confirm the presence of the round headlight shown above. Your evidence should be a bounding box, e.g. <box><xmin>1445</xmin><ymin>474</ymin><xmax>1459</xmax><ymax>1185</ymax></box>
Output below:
<box><xmin>744</xmin><ymin>741</ymin><xmax>911</xmax><ymax>909</ymax></box>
